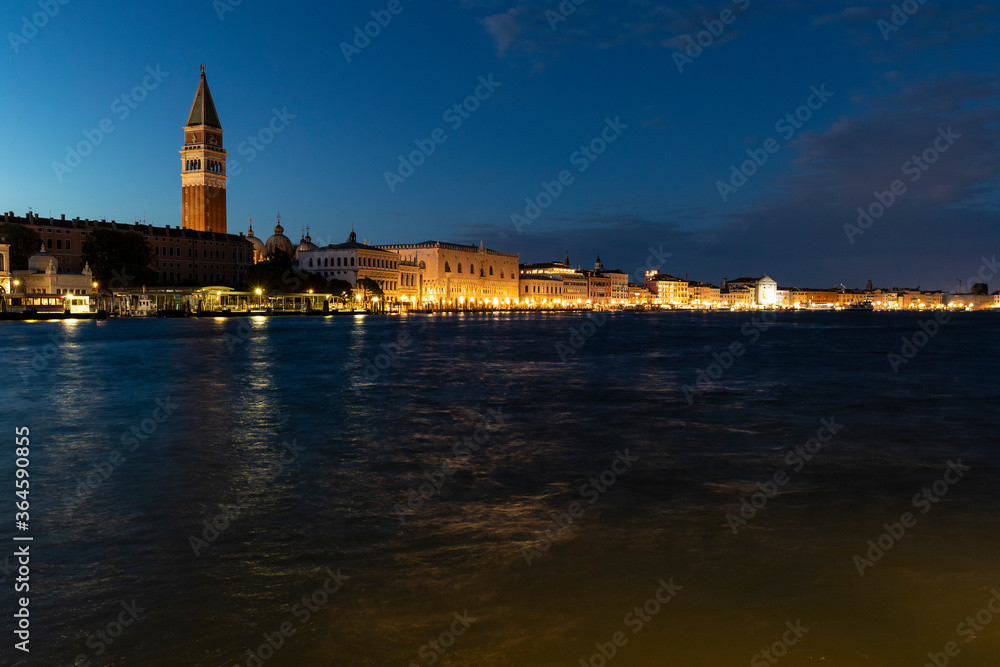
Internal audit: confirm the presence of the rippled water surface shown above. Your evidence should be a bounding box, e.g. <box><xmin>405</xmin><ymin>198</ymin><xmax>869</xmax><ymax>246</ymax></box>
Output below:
<box><xmin>1</xmin><ymin>311</ymin><xmax>998</xmax><ymax>666</ymax></box>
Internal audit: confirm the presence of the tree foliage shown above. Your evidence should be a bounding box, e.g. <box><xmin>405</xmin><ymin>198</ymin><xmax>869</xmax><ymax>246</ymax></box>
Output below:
<box><xmin>81</xmin><ymin>229</ymin><xmax>156</xmax><ymax>287</ymax></box>
<box><xmin>0</xmin><ymin>223</ymin><xmax>43</xmax><ymax>270</ymax></box>
<box><xmin>970</xmin><ymin>282</ymin><xmax>988</xmax><ymax>295</ymax></box>
<box><xmin>357</xmin><ymin>277</ymin><xmax>384</xmax><ymax>297</ymax></box>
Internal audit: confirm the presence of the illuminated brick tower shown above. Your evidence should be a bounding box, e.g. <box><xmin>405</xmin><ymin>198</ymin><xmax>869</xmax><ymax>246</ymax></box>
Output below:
<box><xmin>181</xmin><ymin>65</ymin><xmax>227</xmax><ymax>233</ymax></box>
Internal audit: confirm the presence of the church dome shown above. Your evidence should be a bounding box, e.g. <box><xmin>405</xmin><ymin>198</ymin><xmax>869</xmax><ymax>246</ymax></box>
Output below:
<box><xmin>246</xmin><ymin>218</ymin><xmax>266</xmax><ymax>263</ymax></box>
<box><xmin>28</xmin><ymin>244</ymin><xmax>57</xmax><ymax>273</ymax></box>
<box><xmin>295</xmin><ymin>226</ymin><xmax>319</xmax><ymax>259</ymax></box>
<box><xmin>264</xmin><ymin>214</ymin><xmax>294</xmax><ymax>259</ymax></box>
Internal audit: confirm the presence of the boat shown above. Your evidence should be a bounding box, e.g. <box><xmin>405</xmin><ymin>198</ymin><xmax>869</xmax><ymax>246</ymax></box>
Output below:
<box><xmin>846</xmin><ymin>301</ymin><xmax>875</xmax><ymax>311</ymax></box>
<box><xmin>132</xmin><ymin>291</ymin><xmax>155</xmax><ymax>317</ymax></box>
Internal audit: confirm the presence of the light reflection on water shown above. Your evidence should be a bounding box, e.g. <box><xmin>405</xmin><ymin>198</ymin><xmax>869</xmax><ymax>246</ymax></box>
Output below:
<box><xmin>0</xmin><ymin>312</ymin><xmax>998</xmax><ymax>666</ymax></box>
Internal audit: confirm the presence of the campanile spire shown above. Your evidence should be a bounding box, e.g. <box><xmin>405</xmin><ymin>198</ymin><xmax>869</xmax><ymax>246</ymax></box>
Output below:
<box><xmin>181</xmin><ymin>66</ymin><xmax>227</xmax><ymax>233</ymax></box>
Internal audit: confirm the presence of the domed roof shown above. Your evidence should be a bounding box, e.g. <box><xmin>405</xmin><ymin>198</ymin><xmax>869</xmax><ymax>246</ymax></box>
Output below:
<box><xmin>28</xmin><ymin>244</ymin><xmax>57</xmax><ymax>273</ymax></box>
<box><xmin>246</xmin><ymin>218</ymin><xmax>266</xmax><ymax>255</ymax></box>
<box><xmin>265</xmin><ymin>213</ymin><xmax>294</xmax><ymax>259</ymax></box>
<box><xmin>295</xmin><ymin>226</ymin><xmax>319</xmax><ymax>259</ymax></box>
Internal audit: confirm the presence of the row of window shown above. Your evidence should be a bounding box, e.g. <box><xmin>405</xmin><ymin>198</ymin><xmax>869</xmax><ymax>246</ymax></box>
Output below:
<box><xmin>46</xmin><ymin>238</ymin><xmax>70</xmax><ymax>250</ymax></box>
<box><xmin>443</xmin><ymin>262</ymin><xmax>509</xmax><ymax>279</ymax></box>
<box><xmin>157</xmin><ymin>247</ymin><xmax>228</xmax><ymax>259</ymax></box>
<box><xmin>526</xmin><ymin>284</ymin><xmax>563</xmax><ymax>294</ymax></box>
<box><xmin>184</xmin><ymin>159</ymin><xmax>223</xmax><ymax>173</ymax></box>
<box><xmin>308</xmin><ymin>255</ymin><xmax>400</xmax><ymax>270</ymax></box>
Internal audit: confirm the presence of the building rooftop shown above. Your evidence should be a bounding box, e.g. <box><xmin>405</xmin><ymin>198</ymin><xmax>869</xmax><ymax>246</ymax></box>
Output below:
<box><xmin>186</xmin><ymin>66</ymin><xmax>222</xmax><ymax>129</ymax></box>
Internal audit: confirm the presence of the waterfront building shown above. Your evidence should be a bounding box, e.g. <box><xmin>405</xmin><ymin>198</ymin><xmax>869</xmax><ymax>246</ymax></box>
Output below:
<box><xmin>789</xmin><ymin>289</ymin><xmax>840</xmax><ymax>308</ymax></box>
<box><xmin>687</xmin><ymin>281</ymin><xmax>721</xmax><ymax>308</ymax></box>
<box><xmin>397</xmin><ymin>257</ymin><xmax>425</xmax><ymax>307</ymax></box>
<box><xmin>299</xmin><ymin>230</ymin><xmax>405</xmax><ymax>299</ymax></box>
<box><xmin>586</xmin><ymin>255</ymin><xmax>628</xmax><ymax>305</ymax></box>
<box><xmin>720</xmin><ymin>288</ymin><xmax>755</xmax><ymax>308</ymax></box>
<box><xmin>519</xmin><ymin>275</ymin><xmax>565</xmax><ymax>306</ymax></box>
<box><xmin>628</xmin><ymin>283</ymin><xmax>653</xmax><ymax>306</ymax></box>
<box><xmin>520</xmin><ymin>257</ymin><xmax>588</xmax><ymax>303</ymax></box>
<box><xmin>601</xmin><ymin>269</ymin><xmax>629</xmax><ymax>304</ymax></box>
<box><xmin>644</xmin><ymin>272</ymin><xmax>689</xmax><ymax>307</ymax></box>
<box><xmin>2</xmin><ymin>211</ymin><xmax>254</xmax><ymax>287</ymax></box>
<box><xmin>8</xmin><ymin>244</ymin><xmax>93</xmax><ymax>295</ymax></box>
<box><xmin>380</xmin><ymin>240</ymin><xmax>519</xmax><ymax>308</ymax></box>
<box><xmin>945</xmin><ymin>293</ymin><xmax>996</xmax><ymax>310</ymax></box>
<box><xmin>0</xmin><ymin>242</ymin><xmax>11</xmax><ymax>295</ymax></box>
<box><xmin>726</xmin><ymin>275</ymin><xmax>778</xmax><ymax>306</ymax></box>
<box><xmin>584</xmin><ymin>271</ymin><xmax>612</xmax><ymax>305</ymax></box>
<box><xmin>181</xmin><ymin>66</ymin><xmax>228</xmax><ymax>234</ymax></box>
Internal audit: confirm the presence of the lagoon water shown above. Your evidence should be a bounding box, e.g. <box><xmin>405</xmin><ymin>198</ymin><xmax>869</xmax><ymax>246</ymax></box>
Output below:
<box><xmin>1</xmin><ymin>311</ymin><xmax>999</xmax><ymax>666</ymax></box>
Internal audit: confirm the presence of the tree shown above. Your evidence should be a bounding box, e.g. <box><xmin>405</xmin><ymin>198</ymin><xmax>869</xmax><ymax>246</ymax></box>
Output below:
<box><xmin>970</xmin><ymin>283</ymin><xmax>988</xmax><ymax>295</ymax></box>
<box><xmin>81</xmin><ymin>229</ymin><xmax>156</xmax><ymax>287</ymax></box>
<box><xmin>357</xmin><ymin>277</ymin><xmax>384</xmax><ymax>298</ymax></box>
<box><xmin>0</xmin><ymin>223</ymin><xmax>43</xmax><ymax>270</ymax></box>
<box><xmin>328</xmin><ymin>279</ymin><xmax>353</xmax><ymax>303</ymax></box>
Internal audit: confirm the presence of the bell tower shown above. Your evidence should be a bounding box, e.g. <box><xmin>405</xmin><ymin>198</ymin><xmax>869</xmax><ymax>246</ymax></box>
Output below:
<box><xmin>181</xmin><ymin>65</ymin><xmax>227</xmax><ymax>233</ymax></box>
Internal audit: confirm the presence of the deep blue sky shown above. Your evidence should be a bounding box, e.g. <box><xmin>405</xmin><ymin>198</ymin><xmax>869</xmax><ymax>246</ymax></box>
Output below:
<box><xmin>1</xmin><ymin>0</ymin><xmax>998</xmax><ymax>289</ymax></box>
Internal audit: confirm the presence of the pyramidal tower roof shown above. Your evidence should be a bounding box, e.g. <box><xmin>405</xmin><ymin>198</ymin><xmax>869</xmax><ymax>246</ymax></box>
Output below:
<box><xmin>186</xmin><ymin>65</ymin><xmax>222</xmax><ymax>129</ymax></box>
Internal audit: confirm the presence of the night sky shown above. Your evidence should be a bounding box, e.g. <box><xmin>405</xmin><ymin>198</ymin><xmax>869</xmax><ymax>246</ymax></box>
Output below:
<box><xmin>1</xmin><ymin>0</ymin><xmax>997</xmax><ymax>290</ymax></box>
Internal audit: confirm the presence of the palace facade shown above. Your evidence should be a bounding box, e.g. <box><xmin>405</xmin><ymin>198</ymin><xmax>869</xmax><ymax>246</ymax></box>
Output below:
<box><xmin>378</xmin><ymin>240</ymin><xmax>520</xmax><ymax>306</ymax></box>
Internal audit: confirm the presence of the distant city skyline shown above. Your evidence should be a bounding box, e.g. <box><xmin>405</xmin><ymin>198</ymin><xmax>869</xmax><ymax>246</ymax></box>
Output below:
<box><xmin>1</xmin><ymin>1</ymin><xmax>998</xmax><ymax>290</ymax></box>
